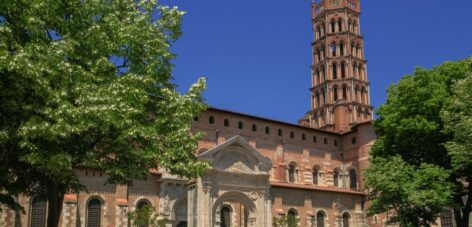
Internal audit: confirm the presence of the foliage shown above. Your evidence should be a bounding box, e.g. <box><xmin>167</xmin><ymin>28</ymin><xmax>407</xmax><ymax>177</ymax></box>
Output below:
<box><xmin>0</xmin><ymin>0</ymin><xmax>207</xmax><ymax>226</ymax></box>
<box><xmin>272</xmin><ymin>214</ymin><xmax>299</xmax><ymax>227</ymax></box>
<box><xmin>365</xmin><ymin>156</ymin><xmax>453</xmax><ymax>226</ymax></box>
<box><xmin>441</xmin><ymin>72</ymin><xmax>472</xmax><ymax>226</ymax></box>
<box><xmin>366</xmin><ymin>58</ymin><xmax>472</xmax><ymax>226</ymax></box>
<box><xmin>128</xmin><ymin>205</ymin><xmax>167</xmax><ymax>227</ymax></box>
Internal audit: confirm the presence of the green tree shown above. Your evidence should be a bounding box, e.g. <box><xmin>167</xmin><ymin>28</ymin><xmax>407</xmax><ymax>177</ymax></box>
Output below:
<box><xmin>366</xmin><ymin>58</ymin><xmax>472</xmax><ymax>226</ymax></box>
<box><xmin>0</xmin><ymin>0</ymin><xmax>208</xmax><ymax>226</ymax></box>
<box><xmin>365</xmin><ymin>156</ymin><xmax>452</xmax><ymax>226</ymax></box>
<box><xmin>441</xmin><ymin>73</ymin><xmax>472</xmax><ymax>227</ymax></box>
<box><xmin>272</xmin><ymin>215</ymin><xmax>299</xmax><ymax>227</ymax></box>
<box><xmin>128</xmin><ymin>204</ymin><xmax>167</xmax><ymax>227</ymax></box>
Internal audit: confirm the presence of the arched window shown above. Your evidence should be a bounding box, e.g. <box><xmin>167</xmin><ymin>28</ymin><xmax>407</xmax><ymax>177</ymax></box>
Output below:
<box><xmin>332</xmin><ymin>63</ymin><xmax>337</xmax><ymax>79</ymax></box>
<box><xmin>340</xmin><ymin>43</ymin><xmax>344</xmax><ymax>56</ymax></box>
<box><xmin>220</xmin><ymin>206</ymin><xmax>231</xmax><ymax>227</ymax></box>
<box><xmin>349</xmin><ymin>169</ymin><xmax>357</xmax><ymax>190</ymax></box>
<box><xmin>352</xmin><ymin>63</ymin><xmax>357</xmax><ymax>78</ymax></box>
<box><xmin>342</xmin><ymin>213</ymin><xmax>350</xmax><ymax>227</ymax></box>
<box><xmin>287</xmin><ymin>209</ymin><xmax>298</xmax><ymax>227</ymax></box>
<box><xmin>333</xmin><ymin>87</ymin><xmax>338</xmax><ymax>101</ymax></box>
<box><xmin>331</xmin><ymin>44</ymin><xmax>337</xmax><ymax>57</ymax></box>
<box><xmin>252</xmin><ymin>124</ymin><xmax>257</xmax><ymax>132</ymax></box>
<box><xmin>316</xmin><ymin>93</ymin><xmax>320</xmax><ymax>107</ymax></box>
<box><xmin>331</xmin><ymin>20</ymin><xmax>336</xmax><ymax>33</ymax></box>
<box><xmin>342</xmin><ymin>86</ymin><xmax>348</xmax><ymax>100</ymax></box>
<box><xmin>238</xmin><ymin>121</ymin><xmax>244</xmax><ymax>129</ymax></box>
<box><xmin>317</xmin><ymin>211</ymin><xmax>325</xmax><ymax>227</ymax></box>
<box><xmin>30</xmin><ymin>196</ymin><xmax>47</xmax><ymax>227</ymax></box>
<box><xmin>209</xmin><ymin>116</ymin><xmax>215</xmax><ymax>124</ymax></box>
<box><xmin>312</xmin><ymin>167</ymin><xmax>319</xmax><ymax>185</ymax></box>
<box><xmin>288</xmin><ymin>163</ymin><xmax>297</xmax><ymax>183</ymax></box>
<box><xmin>137</xmin><ymin>200</ymin><xmax>150</xmax><ymax>209</ymax></box>
<box><xmin>440</xmin><ymin>210</ymin><xmax>453</xmax><ymax>227</ymax></box>
<box><xmin>341</xmin><ymin>63</ymin><xmax>346</xmax><ymax>78</ymax></box>
<box><xmin>338</xmin><ymin>19</ymin><xmax>343</xmax><ymax>32</ymax></box>
<box><xmin>136</xmin><ymin>200</ymin><xmax>151</xmax><ymax>227</ymax></box>
<box><xmin>333</xmin><ymin>169</ymin><xmax>339</xmax><ymax>187</ymax></box>
<box><xmin>87</xmin><ymin>198</ymin><xmax>102</xmax><ymax>227</ymax></box>
<box><xmin>316</xmin><ymin>69</ymin><xmax>321</xmax><ymax>84</ymax></box>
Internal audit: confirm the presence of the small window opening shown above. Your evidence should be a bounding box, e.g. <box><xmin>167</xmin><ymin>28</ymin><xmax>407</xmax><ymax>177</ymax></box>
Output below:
<box><xmin>238</xmin><ymin>121</ymin><xmax>244</xmax><ymax>129</ymax></box>
<box><xmin>341</xmin><ymin>63</ymin><xmax>346</xmax><ymax>78</ymax></box>
<box><xmin>252</xmin><ymin>124</ymin><xmax>257</xmax><ymax>132</ymax></box>
<box><xmin>209</xmin><ymin>116</ymin><xmax>215</xmax><ymax>124</ymax></box>
<box><xmin>290</xmin><ymin>131</ymin><xmax>295</xmax><ymax>139</ymax></box>
<box><xmin>343</xmin><ymin>86</ymin><xmax>348</xmax><ymax>100</ymax></box>
<box><xmin>278</xmin><ymin>129</ymin><xmax>283</xmax><ymax>136</ymax></box>
<box><xmin>265</xmin><ymin>127</ymin><xmax>270</xmax><ymax>134</ymax></box>
<box><xmin>224</xmin><ymin>119</ymin><xmax>229</xmax><ymax>127</ymax></box>
<box><xmin>332</xmin><ymin>63</ymin><xmax>337</xmax><ymax>79</ymax></box>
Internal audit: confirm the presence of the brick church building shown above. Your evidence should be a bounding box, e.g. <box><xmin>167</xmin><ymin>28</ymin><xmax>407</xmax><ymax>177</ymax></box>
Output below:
<box><xmin>1</xmin><ymin>0</ymin><xmax>398</xmax><ymax>226</ymax></box>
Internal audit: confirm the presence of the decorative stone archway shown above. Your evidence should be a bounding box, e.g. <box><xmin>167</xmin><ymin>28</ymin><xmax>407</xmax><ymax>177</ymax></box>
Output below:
<box><xmin>171</xmin><ymin>196</ymin><xmax>188</xmax><ymax>227</ymax></box>
<box><xmin>188</xmin><ymin>135</ymin><xmax>273</xmax><ymax>227</ymax></box>
<box><xmin>212</xmin><ymin>191</ymin><xmax>256</xmax><ymax>227</ymax></box>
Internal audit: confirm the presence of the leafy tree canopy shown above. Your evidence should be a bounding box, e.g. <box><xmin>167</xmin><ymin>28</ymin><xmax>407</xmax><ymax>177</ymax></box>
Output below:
<box><xmin>365</xmin><ymin>156</ymin><xmax>452</xmax><ymax>226</ymax></box>
<box><xmin>366</xmin><ymin>58</ymin><xmax>472</xmax><ymax>226</ymax></box>
<box><xmin>441</xmin><ymin>72</ymin><xmax>472</xmax><ymax>226</ymax></box>
<box><xmin>0</xmin><ymin>0</ymin><xmax>207</xmax><ymax>225</ymax></box>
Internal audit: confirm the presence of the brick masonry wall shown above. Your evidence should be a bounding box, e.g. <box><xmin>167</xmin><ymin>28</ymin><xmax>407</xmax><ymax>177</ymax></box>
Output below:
<box><xmin>5</xmin><ymin>108</ymin><xmax>379</xmax><ymax>227</ymax></box>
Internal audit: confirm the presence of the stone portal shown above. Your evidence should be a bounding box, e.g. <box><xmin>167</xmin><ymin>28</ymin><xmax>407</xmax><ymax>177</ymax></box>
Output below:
<box><xmin>188</xmin><ymin>136</ymin><xmax>273</xmax><ymax>227</ymax></box>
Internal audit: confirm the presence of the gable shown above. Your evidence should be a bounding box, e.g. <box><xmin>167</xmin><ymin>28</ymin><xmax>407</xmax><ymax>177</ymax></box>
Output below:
<box><xmin>197</xmin><ymin>135</ymin><xmax>272</xmax><ymax>174</ymax></box>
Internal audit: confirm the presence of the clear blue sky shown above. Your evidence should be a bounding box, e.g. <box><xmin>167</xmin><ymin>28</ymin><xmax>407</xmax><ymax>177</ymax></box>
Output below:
<box><xmin>162</xmin><ymin>0</ymin><xmax>472</xmax><ymax>123</ymax></box>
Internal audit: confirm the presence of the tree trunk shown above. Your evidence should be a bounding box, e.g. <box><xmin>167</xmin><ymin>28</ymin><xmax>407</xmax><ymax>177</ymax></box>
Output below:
<box><xmin>453</xmin><ymin>208</ymin><xmax>464</xmax><ymax>227</ymax></box>
<box><xmin>47</xmin><ymin>180</ymin><xmax>65</xmax><ymax>227</ymax></box>
<box><xmin>453</xmin><ymin>186</ymin><xmax>471</xmax><ymax>227</ymax></box>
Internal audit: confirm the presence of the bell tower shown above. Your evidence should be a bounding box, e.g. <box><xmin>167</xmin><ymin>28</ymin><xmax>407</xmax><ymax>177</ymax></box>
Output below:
<box><xmin>300</xmin><ymin>0</ymin><xmax>373</xmax><ymax>132</ymax></box>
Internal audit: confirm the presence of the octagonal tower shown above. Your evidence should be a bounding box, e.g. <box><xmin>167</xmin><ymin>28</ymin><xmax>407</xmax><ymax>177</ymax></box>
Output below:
<box><xmin>301</xmin><ymin>0</ymin><xmax>373</xmax><ymax>132</ymax></box>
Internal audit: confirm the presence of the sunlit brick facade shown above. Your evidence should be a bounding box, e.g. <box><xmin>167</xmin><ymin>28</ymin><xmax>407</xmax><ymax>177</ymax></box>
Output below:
<box><xmin>0</xmin><ymin>1</ymin><xmax>411</xmax><ymax>227</ymax></box>
<box><xmin>300</xmin><ymin>0</ymin><xmax>373</xmax><ymax>132</ymax></box>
